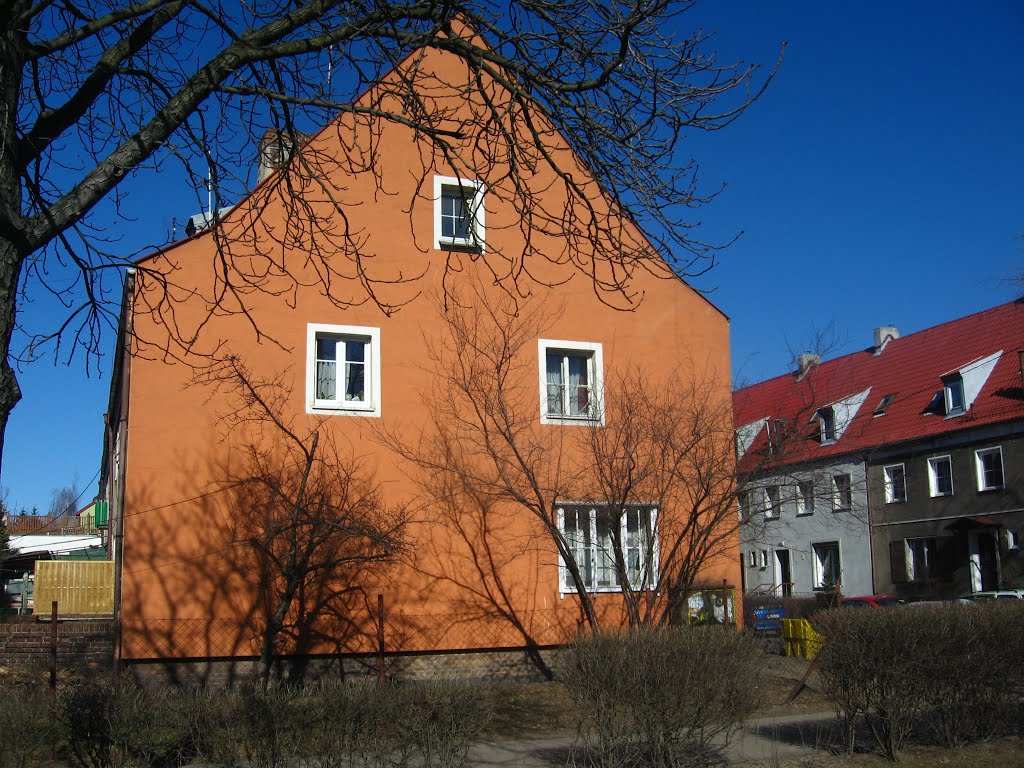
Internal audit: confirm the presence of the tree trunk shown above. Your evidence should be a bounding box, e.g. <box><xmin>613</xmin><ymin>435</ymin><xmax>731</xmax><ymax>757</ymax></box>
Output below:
<box><xmin>0</xmin><ymin>10</ymin><xmax>28</xmax><ymax>474</ymax></box>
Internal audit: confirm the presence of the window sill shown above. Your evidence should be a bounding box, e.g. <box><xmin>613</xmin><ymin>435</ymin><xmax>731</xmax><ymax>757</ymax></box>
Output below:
<box><xmin>977</xmin><ymin>486</ymin><xmax>1004</xmax><ymax>494</ymax></box>
<box><xmin>437</xmin><ymin>237</ymin><xmax>482</xmax><ymax>253</ymax></box>
<box><xmin>929</xmin><ymin>492</ymin><xmax>954</xmax><ymax>498</ymax></box>
<box><xmin>560</xmin><ymin>586</ymin><xmax>650</xmax><ymax>595</ymax></box>
<box><xmin>541</xmin><ymin>414</ymin><xmax>602</xmax><ymax>427</ymax></box>
<box><xmin>795</xmin><ymin>512</ymin><xmax>815</xmax><ymax>517</ymax></box>
<box><xmin>310</xmin><ymin>403</ymin><xmax>379</xmax><ymax>417</ymax></box>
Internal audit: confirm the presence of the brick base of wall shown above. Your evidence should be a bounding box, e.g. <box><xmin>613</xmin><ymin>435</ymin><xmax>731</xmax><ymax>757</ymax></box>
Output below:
<box><xmin>126</xmin><ymin>646</ymin><xmax>563</xmax><ymax>689</ymax></box>
<box><xmin>0</xmin><ymin>615</ymin><xmax>114</xmax><ymax>674</ymax></box>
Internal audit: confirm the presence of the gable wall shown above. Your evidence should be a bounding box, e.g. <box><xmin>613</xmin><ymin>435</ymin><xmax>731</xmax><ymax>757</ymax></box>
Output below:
<box><xmin>118</xmin><ymin>45</ymin><xmax>737</xmax><ymax>661</ymax></box>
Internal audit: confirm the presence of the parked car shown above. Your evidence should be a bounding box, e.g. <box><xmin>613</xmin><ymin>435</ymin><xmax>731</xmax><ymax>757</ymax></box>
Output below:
<box><xmin>809</xmin><ymin>594</ymin><xmax>903</xmax><ymax>625</ymax></box>
<box><xmin>743</xmin><ymin>594</ymin><xmax>786</xmax><ymax>634</ymax></box>
<box><xmin>839</xmin><ymin>595</ymin><xmax>904</xmax><ymax>609</ymax></box>
<box><xmin>960</xmin><ymin>589</ymin><xmax>1024</xmax><ymax>601</ymax></box>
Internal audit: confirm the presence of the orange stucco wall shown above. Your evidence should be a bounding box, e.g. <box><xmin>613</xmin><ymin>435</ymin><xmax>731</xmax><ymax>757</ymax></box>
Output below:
<box><xmin>118</xmin><ymin>42</ymin><xmax>740</xmax><ymax>661</ymax></box>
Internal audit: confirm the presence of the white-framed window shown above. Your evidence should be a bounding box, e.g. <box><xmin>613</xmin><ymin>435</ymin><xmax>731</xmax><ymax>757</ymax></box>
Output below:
<box><xmin>538</xmin><ymin>339</ymin><xmax>604</xmax><ymax>425</ymax></box>
<box><xmin>797</xmin><ymin>480</ymin><xmax>815</xmax><ymax>516</ymax></box>
<box><xmin>748</xmin><ymin>550</ymin><xmax>758</xmax><ymax>568</ymax></box>
<box><xmin>759</xmin><ymin>549</ymin><xmax>769</xmax><ymax>570</ymax></box>
<box><xmin>1007</xmin><ymin>529</ymin><xmax>1020</xmax><ymax>550</ymax></box>
<box><xmin>928</xmin><ymin>456</ymin><xmax>954</xmax><ymax>497</ymax></box>
<box><xmin>763</xmin><ymin>485</ymin><xmax>782</xmax><ymax>519</ymax></box>
<box><xmin>433</xmin><ymin>175</ymin><xmax>485</xmax><ymax>251</ymax></box>
<box><xmin>944</xmin><ymin>376</ymin><xmax>966</xmax><ymax>416</ymax></box>
<box><xmin>557</xmin><ymin>504</ymin><xmax>658</xmax><ymax>592</ymax></box>
<box><xmin>906</xmin><ymin>537</ymin><xmax>937</xmax><ymax>581</ymax></box>
<box><xmin>975</xmin><ymin>446</ymin><xmax>1004</xmax><ymax>491</ymax></box>
<box><xmin>305</xmin><ymin>323</ymin><xmax>382</xmax><ymax>417</ymax></box>
<box><xmin>884</xmin><ymin>464</ymin><xmax>907</xmax><ymax>504</ymax></box>
<box><xmin>819</xmin><ymin>407</ymin><xmax>837</xmax><ymax>444</ymax></box>
<box><xmin>832</xmin><ymin>474</ymin><xmax>852</xmax><ymax>511</ymax></box>
<box><xmin>812</xmin><ymin>541</ymin><xmax>841</xmax><ymax>589</ymax></box>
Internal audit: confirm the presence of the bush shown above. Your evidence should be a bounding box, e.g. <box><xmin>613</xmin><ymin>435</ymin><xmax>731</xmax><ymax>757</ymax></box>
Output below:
<box><xmin>563</xmin><ymin>627</ymin><xmax>763</xmax><ymax>768</ymax></box>
<box><xmin>115</xmin><ymin>685</ymin><xmax>207</xmax><ymax>768</ymax></box>
<box><xmin>0</xmin><ymin>681</ymin><xmax>53</xmax><ymax>768</ymax></box>
<box><xmin>815</xmin><ymin>601</ymin><xmax>1024</xmax><ymax>760</ymax></box>
<box><xmin>60</xmin><ymin>682</ymin><xmax>120</xmax><ymax>768</ymax></box>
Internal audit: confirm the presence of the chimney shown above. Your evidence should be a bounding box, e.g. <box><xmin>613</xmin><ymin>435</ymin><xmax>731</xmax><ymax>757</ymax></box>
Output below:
<box><xmin>795</xmin><ymin>353</ymin><xmax>820</xmax><ymax>380</ymax></box>
<box><xmin>257</xmin><ymin>129</ymin><xmax>298</xmax><ymax>183</ymax></box>
<box><xmin>873</xmin><ymin>325</ymin><xmax>899</xmax><ymax>354</ymax></box>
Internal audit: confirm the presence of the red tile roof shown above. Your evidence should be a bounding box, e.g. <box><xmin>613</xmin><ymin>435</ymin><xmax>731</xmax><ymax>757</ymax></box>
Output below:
<box><xmin>733</xmin><ymin>300</ymin><xmax>1024</xmax><ymax>470</ymax></box>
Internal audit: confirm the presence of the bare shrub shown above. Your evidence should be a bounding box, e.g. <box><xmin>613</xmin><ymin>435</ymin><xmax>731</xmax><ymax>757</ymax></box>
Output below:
<box><xmin>115</xmin><ymin>685</ymin><xmax>208</xmax><ymax>768</ymax></box>
<box><xmin>59</xmin><ymin>683</ymin><xmax>118</xmax><ymax>768</ymax></box>
<box><xmin>401</xmin><ymin>681</ymin><xmax>493</xmax><ymax>768</ymax></box>
<box><xmin>914</xmin><ymin>602</ymin><xmax>1024</xmax><ymax>747</ymax></box>
<box><xmin>816</xmin><ymin>602</ymin><xmax>1024</xmax><ymax>760</ymax></box>
<box><xmin>0</xmin><ymin>681</ymin><xmax>53</xmax><ymax>768</ymax></box>
<box><xmin>563</xmin><ymin>628</ymin><xmax>762</xmax><ymax>768</ymax></box>
<box><xmin>817</xmin><ymin>609</ymin><xmax>928</xmax><ymax>760</ymax></box>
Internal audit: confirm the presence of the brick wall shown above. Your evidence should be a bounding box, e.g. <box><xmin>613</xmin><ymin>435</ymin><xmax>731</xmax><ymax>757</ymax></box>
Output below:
<box><xmin>0</xmin><ymin>615</ymin><xmax>114</xmax><ymax>672</ymax></box>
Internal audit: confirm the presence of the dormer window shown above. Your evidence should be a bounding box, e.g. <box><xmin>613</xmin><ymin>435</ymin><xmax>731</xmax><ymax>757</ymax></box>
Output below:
<box><xmin>944</xmin><ymin>376</ymin><xmax>965</xmax><ymax>416</ymax></box>
<box><xmin>937</xmin><ymin>351</ymin><xmax>1001</xmax><ymax>418</ymax></box>
<box><xmin>819</xmin><ymin>407</ymin><xmax>836</xmax><ymax>444</ymax></box>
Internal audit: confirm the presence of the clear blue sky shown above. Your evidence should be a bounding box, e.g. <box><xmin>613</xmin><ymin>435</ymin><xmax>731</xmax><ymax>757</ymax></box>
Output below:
<box><xmin>3</xmin><ymin>1</ymin><xmax>1022</xmax><ymax>515</ymax></box>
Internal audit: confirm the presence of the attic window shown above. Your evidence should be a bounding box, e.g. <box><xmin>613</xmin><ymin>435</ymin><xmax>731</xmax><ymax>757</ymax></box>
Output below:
<box><xmin>937</xmin><ymin>351</ymin><xmax>1002</xmax><ymax>418</ymax></box>
<box><xmin>874</xmin><ymin>393</ymin><xmax>896</xmax><ymax>417</ymax></box>
<box><xmin>943</xmin><ymin>376</ymin><xmax>966</xmax><ymax>416</ymax></box>
<box><xmin>818</xmin><ymin>407</ymin><xmax>836</xmax><ymax>444</ymax></box>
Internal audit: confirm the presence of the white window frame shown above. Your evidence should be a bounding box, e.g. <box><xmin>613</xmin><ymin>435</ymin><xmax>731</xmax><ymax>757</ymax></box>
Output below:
<box><xmin>883</xmin><ymin>464</ymin><xmax>907</xmax><ymax>504</ymax></box>
<box><xmin>796</xmin><ymin>480</ymin><xmax>815</xmax><ymax>516</ymax></box>
<box><xmin>928</xmin><ymin>455</ymin><xmax>954</xmax><ymax>497</ymax></box>
<box><xmin>748</xmin><ymin>550</ymin><xmax>758</xmax><ymax>569</ymax></box>
<box><xmin>812</xmin><ymin>541</ymin><xmax>841</xmax><ymax>590</ymax></box>
<box><xmin>975</xmin><ymin>446</ymin><xmax>1005</xmax><ymax>492</ymax></box>
<box><xmin>433</xmin><ymin>175</ymin><xmax>485</xmax><ymax>251</ymax></box>
<box><xmin>305</xmin><ymin>323</ymin><xmax>382</xmax><ymax>417</ymax></box>
<box><xmin>556</xmin><ymin>503</ymin><xmax>658</xmax><ymax>593</ymax></box>
<box><xmin>819</xmin><ymin>407</ymin><xmax>837</xmax><ymax>444</ymax></box>
<box><xmin>944</xmin><ymin>376</ymin><xmax>966</xmax><ymax>416</ymax></box>
<box><xmin>538</xmin><ymin>339</ymin><xmax>605</xmax><ymax>425</ymax></box>
<box><xmin>832</xmin><ymin>473</ymin><xmax>852</xmax><ymax>511</ymax></box>
<box><xmin>759</xmin><ymin>549</ymin><xmax>769</xmax><ymax>570</ymax></box>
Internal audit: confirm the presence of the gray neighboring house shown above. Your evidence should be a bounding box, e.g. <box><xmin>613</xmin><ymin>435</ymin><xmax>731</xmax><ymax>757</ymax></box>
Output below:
<box><xmin>734</xmin><ymin>300</ymin><xmax>1024</xmax><ymax>600</ymax></box>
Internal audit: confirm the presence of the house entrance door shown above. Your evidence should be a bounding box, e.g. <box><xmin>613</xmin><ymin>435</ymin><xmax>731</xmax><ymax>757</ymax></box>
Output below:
<box><xmin>774</xmin><ymin>549</ymin><xmax>792</xmax><ymax>596</ymax></box>
<box><xmin>969</xmin><ymin>531</ymin><xmax>1000</xmax><ymax>592</ymax></box>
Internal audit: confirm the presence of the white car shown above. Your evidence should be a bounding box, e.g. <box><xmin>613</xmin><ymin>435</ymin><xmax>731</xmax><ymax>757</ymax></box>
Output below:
<box><xmin>961</xmin><ymin>590</ymin><xmax>1024</xmax><ymax>601</ymax></box>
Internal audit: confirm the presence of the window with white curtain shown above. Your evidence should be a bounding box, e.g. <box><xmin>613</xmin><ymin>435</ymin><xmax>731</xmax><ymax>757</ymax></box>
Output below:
<box><xmin>538</xmin><ymin>339</ymin><xmax>604</xmax><ymax>424</ymax></box>
<box><xmin>557</xmin><ymin>504</ymin><xmax>658</xmax><ymax>592</ymax></box>
<box><xmin>306</xmin><ymin>323</ymin><xmax>381</xmax><ymax>416</ymax></box>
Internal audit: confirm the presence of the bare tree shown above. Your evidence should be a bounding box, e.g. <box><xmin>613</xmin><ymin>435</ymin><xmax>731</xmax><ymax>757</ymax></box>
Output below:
<box><xmin>197</xmin><ymin>357</ymin><xmax>407</xmax><ymax>689</ymax></box>
<box><xmin>382</xmin><ymin>284</ymin><xmax>740</xmax><ymax>635</ymax></box>
<box><xmin>46</xmin><ymin>483</ymin><xmax>81</xmax><ymax>518</ymax></box>
<box><xmin>0</xmin><ymin>0</ymin><xmax>780</xmax><ymax>472</ymax></box>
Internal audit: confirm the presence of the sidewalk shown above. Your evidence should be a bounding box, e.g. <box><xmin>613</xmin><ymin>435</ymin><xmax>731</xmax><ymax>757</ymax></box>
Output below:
<box><xmin>467</xmin><ymin>711</ymin><xmax>839</xmax><ymax>766</ymax></box>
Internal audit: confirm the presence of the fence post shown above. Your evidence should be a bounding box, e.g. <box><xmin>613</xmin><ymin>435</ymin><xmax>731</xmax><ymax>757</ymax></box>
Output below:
<box><xmin>49</xmin><ymin>601</ymin><xmax>58</xmax><ymax>691</ymax></box>
<box><xmin>377</xmin><ymin>593</ymin><xmax>386</xmax><ymax>686</ymax></box>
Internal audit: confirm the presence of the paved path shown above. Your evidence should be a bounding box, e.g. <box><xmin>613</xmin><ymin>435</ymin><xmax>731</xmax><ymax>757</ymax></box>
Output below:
<box><xmin>467</xmin><ymin>711</ymin><xmax>840</xmax><ymax>766</ymax></box>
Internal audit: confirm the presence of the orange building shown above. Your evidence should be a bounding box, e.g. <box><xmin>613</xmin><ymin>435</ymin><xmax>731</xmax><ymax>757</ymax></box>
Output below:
<box><xmin>101</xmin><ymin>32</ymin><xmax>740</xmax><ymax>684</ymax></box>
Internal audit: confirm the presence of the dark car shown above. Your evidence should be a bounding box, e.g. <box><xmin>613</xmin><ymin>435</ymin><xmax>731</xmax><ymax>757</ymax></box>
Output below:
<box><xmin>743</xmin><ymin>594</ymin><xmax>786</xmax><ymax>633</ymax></box>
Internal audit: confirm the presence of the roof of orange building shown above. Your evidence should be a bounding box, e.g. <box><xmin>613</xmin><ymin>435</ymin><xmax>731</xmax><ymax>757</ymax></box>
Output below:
<box><xmin>733</xmin><ymin>300</ymin><xmax>1024</xmax><ymax>470</ymax></box>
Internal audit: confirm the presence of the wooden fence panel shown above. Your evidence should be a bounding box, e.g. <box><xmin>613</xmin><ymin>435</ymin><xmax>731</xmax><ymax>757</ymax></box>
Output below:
<box><xmin>34</xmin><ymin>561</ymin><xmax>115</xmax><ymax>615</ymax></box>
